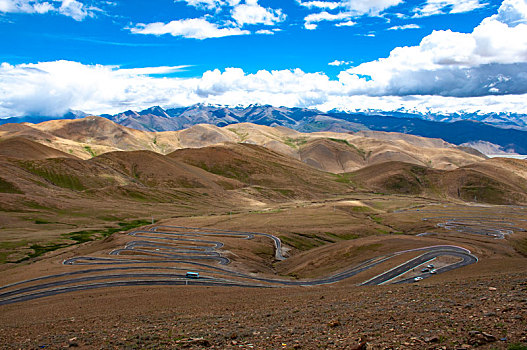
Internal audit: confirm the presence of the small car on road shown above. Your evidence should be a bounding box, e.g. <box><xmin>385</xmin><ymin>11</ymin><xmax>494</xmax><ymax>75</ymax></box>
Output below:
<box><xmin>414</xmin><ymin>277</ymin><xmax>423</xmax><ymax>282</ymax></box>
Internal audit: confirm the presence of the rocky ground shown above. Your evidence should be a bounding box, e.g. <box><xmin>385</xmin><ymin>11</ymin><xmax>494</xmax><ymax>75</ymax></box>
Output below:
<box><xmin>0</xmin><ymin>271</ymin><xmax>525</xmax><ymax>349</ymax></box>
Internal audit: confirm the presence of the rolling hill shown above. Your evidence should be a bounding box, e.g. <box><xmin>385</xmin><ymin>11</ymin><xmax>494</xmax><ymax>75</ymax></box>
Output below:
<box><xmin>0</xmin><ymin>117</ymin><xmax>487</xmax><ymax>173</ymax></box>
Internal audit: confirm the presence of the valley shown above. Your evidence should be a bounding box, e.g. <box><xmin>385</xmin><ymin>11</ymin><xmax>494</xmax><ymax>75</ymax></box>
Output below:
<box><xmin>0</xmin><ymin>118</ymin><xmax>526</xmax><ymax>348</ymax></box>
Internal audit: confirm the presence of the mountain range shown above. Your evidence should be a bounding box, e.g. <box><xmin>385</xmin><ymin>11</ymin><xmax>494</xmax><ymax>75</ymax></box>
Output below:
<box><xmin>1</xmin><ymin>104</ymin><xmax>527</xmax><ymax>155</ymax></box>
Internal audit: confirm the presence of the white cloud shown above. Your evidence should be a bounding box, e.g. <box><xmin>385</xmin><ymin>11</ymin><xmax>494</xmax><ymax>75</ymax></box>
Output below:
<box><xmin>413</xmin><ymin>0</ymin><xmax>486</xmax><ymax>18</ymax></box>
<box><xmin>174</xmin><ymin>0</ymin><xmax>241</xmax><ymax>11</ymax></box>
<box><xmin>387</xmin><ymin>23</ymin><xmax>420</xmax><ymax>30</ymax></box>
<box><xmin>342</xmin><ymin>0</ymin><xmax>527</xmax><ymax>96</ymax></box>
<box><xmin>2</xmin><ymin>1</ymin><xmax>527</xmax><ymax>118</ymax></box>
<box><xmin>296</xmin><ymin>1</ymin><xmax>340</xmax><ymax>10</ymax></box>
<box><xmin>58</xmin><ymin>0</ymin><xmax>89</xmax><ymax>21</ymax></box>
<box><xmin>335</xmin><ymin>20</ymin><xmax>355</xmax><ymax>26</ymax></box>
<box><xmin>255</xmin><ymin>29</ymin><xmax>273</xmax><ymax>34</ymax></box>
<box><xmin>340</xmin><ymin>0</ymin><xmax>403</xmax><ymax>16</ymax></box>
<box><xmin>130</xmin><ymin>18</ymin><xmax>250</xmax><ymax>40</ymax></box>
<box><xmin>300</xmin><ymin>0</ymin><xmax>400</xmax><ymax>29</ymax></box>
<box><xmin>304</xmin><ymin>11</ymin><xmax>351</xmax><ymax>29</ymax></box>
<box><xmin>328</xmin><ymin>59</ymin><xmax>352</xmax><ymax>66</ymax></box>
<box><xmin>2</xmin><ymin>60</ymin><xmax>527</xmax><ymax>119</ymax></box>
<box><xmin>298</xmin><ymin>0</ymin><xmax>402</xmax><ymax>16</ymax></box>
<box><xmin>0</xmin><ymin>0</ymin><xmax>94</xmax><ymax>20</ymax></box>
<box><xmin>231</xmin><ymin>0</ymin><xmax>285</xmax><ymax>26</ymax></box>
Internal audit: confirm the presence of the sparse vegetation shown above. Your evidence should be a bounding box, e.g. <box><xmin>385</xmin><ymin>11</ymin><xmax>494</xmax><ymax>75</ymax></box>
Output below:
<box><xmin>84</xmin><ymin>145</ymin><xmax>97</xmax><ymax>157</ymax></box>
<box><xmin>8</xmin><ymin>220</ymin><xmax>152</xmax><ymax>263</ymax></box>
<box><xmin>228</xmin><ymin>128</ymin><xmax>249</xmax><ymax>141</ymax></box>
<box><xmin>329</xmin><ymin>138</ymin><xmax>366</xmax><ymax>159</ymax></box>
<box><xmin>19</xmin><ymin>164</ymin><xmax>86</xmax><ymax>191</ymax></box>
<box><xmin>0</xmin><ymin>177</ymin><xmax>23</xmax><ymax>194</ymax></box>
<box><xmin>283</xmin><ymin>137</ymin><xmax>308</xmax><ymax>149</ymax></box>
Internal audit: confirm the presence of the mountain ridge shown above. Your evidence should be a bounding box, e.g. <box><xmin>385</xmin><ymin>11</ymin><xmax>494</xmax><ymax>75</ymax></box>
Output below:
<box><xmin>1</xmin><ymin>104</ymin><xmax>527</xmax><ymax>154</ymax></box>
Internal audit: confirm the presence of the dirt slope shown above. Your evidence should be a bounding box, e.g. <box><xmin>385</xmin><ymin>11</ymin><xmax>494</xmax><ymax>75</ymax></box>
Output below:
<box><xmin>0</xmin><ymin>137</ymin><xmax>78</xmax><ymax>160</ymax></box>
<box><xmin>352</xmin><ymin>159</ymin><xmax>527</xmax><ymax>204</ymax></box>
<box><xmin>0</xmin><ymin>118</ymin><xmax>486</xmax><ymax>172</ymax></box>
<box><xmin>169</xmin><ymin>142</ymin><xmax>351</xmax><ymax>198</ymax></box>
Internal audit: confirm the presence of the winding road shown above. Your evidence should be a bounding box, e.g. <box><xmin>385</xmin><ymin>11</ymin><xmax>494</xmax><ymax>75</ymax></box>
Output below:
<box><xmin>0</xmin><ymin>225</ymin><xmax>478</xmax><ymax>306</ymax></box>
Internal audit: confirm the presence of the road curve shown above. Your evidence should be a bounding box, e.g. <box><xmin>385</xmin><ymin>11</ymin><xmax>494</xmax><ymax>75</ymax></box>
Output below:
<box><xmin>0</xmin><ymin>226</ymin><xmax>478</xmax><ymax>305</ymax></box>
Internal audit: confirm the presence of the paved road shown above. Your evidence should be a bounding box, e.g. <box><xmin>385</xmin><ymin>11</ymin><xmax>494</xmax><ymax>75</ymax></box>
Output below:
<box><xmin>0</xmin><ymin>225</ymin><xmax>478</xmax><ymax>305</ymax></box>
<box><xmin>362</xmin><ymin>247</ymin><xmax>478</xmax><ymax>285</ymax></box>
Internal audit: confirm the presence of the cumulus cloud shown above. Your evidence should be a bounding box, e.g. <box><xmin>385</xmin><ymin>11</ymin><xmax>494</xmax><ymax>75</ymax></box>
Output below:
<box><xmin>296</xmin><ymin>1</ymin><xmax>340</xmax><ymax>10</ymax></box>
<box><xmin>231</xmin><ymin>0</ymin><xmax>285</xmax><ymax>26</ymax></box>
<box><xmin>2</xmin><ymin>60</ymin><xmax>527</xmax><ymax>119</ymax></box>
<box><xmin>413</xmin><ymin>0</ymin><xmax>486</xmax><ymax>18</ymax></box>
<box><xmin>2</xmin><ymin>1</ymin><xmax>527</xmax><ymax>117</ymax></box>
<box><xmin>342</xmin><ymin>0</ymin><xmax>527</xmax><ymax>96</ymax></box>
<box><xmin>175</xmin><ymin>0</ymin><xmax>241</xmax><ymax>11</ymax></box>
<box><xmin>387</xmin><ymin>23</ymin><xmax>420</xmax><ymax>30</ymax></box>
<box><xmin>0</xmin><ymin>0</ymin><xmax>94</xmax><ymax>20</ymax></box>
<box><xmin>255</xmin><ymin>29</ymin><xmax>274</xmax><ymax>34</ymax></box>
<box><xmin>340</xmin><ymin>0</ymin><xmax>403</xmax><ymax>16</ymax></box>
<box><xmin>328</xmin><ymin>60</ymin><xmax>352</xmax><ymax>66</ymax></box>
<box><xmin>130</xmin><ymin>18</ymin><xmax>250</xmax><ymax>39</ymax></box>
<box><xmin>132</xmin><ymin>0</ymin><xmax>285</xmax><ymax>38</ymax></box>
<box><xmin>304</xmin><ymin>11</ymin><xmax>352</xmax><ymax>29</ymax></box>
<box><xmin>299</xmin><ymin>0</ymin><xmax>401</xmax><ymax>29</ymax></box>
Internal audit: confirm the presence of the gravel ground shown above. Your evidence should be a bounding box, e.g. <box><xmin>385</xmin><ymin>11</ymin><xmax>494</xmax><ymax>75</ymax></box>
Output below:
<box><xmin>0</xmin><ymin>272</ymin><xmax>526</xmax><ymax>349</ymax></box>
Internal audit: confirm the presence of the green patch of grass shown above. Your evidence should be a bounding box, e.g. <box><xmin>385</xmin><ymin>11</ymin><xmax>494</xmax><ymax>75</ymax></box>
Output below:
<box><xmin>62</xmin><ymin>219</ymin><xmax>152</xmax><ymax>244</ymax></box>
<box><xmin>508</xmin><ymin>344</ymin><xmax>527</xmax><ymax>350</ymax></box>
<box><xmin>329</xmin><ymin>138</ymin><xmax>366</xmax><ymax>159</ymax></box>
<box><xmin>84</xmin><ymin>145</ymin><xmax>97</xmax><ymax>157</ymax></box>
<box><xmin>23</xmin><ymin>201</ymin><xmax>52</xmax><ymax>210</ymax></box>
<box><xmin>333</xmin><ymin>173</ymin><xmax>357</xmax><ymax>186</ymax></box>
<box><xmin>228</xmin><ymin>128</ymin><xmax>249</xmax><ymax>141</ymax></box>
<box><xmin>7</xmin><ymin>220</ymin><xmax>152</xmax><ymax>264</ymax></box>
<box><xmin>384</xmin><ymin>174</ymin><xmax>422</xmax><ymax>195</ymax></box>
<box><xmin>0</xmin><ymin>241</ymin><xmax>29</xmax><ymax>263</ymax></box>
<box><xmin>274</xmin><ymin>188</ymin><xmax>295</xmax><ymax>197</ymax></box>
<box><xmin>283</xmin><ymin>137</ymin><xmax>308</xmax><ymax>149</ymax></box>
<box><xmin>20</xmin><ymin>163</ymin><xmax>85</xmax><ymax>191</ymax></box>
<box><xmin>15</xmin><ymin>242</ymin><xmax>70</xmax><ymax>263</ymax></box>
<box><xmin>376</xmin><ymin>228</ymin><xmax>390</xmax><ymax>235</ymax></box>
<box><xmin>325</xmin><ymin>232</ymin><xmax>360</xmax><ymax>240</ymax></box>
<box><xmin>195</xmin><ymin>161</ymin><xmax>250</xmax><ymax>183</ymax></box>
<box><xmin>0</xmin><ymin>178</ymin><xmax>23</xmax><ymax>194</ymax></box>
<box><xmin>279</xmin><ymin>234</ymin><xmax>323</xmax><ymax>251</ymax></box>
<box><xmin>251</xmin><ymin>209</ymin><xmax>282</xmax><ymax>214</ymax></box>
<box><xmin>370</xmin><ymin>215</ymin><xmax>383</xmax><ymax>224</ymax></box>
<box><xmin>350</xmin><ymin>206</ymin><xmax>371</xmax><ymax>213</ymax></box>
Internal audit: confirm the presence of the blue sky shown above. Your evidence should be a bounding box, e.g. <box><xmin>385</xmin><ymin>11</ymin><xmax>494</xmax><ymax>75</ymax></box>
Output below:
<box><xmin>0</xmin><ymin>0</ymin><xmax>526</xmax><ymax>117</ymax></box>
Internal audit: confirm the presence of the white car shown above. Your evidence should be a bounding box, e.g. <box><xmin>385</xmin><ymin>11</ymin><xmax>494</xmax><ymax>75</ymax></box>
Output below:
<box><xmin>414</xmin><ymin>276</ymin><xmax>423</xmax><ymax>282</ymax></box>
<box><xmin>429</xmin><ymin>269</ymin><xmax>437</xmax><ymax>274</ymax></box>
<box><xmin>427</xmin><ymin>264</ymin><xmax>435</xmax><ymax>269</ymax></box>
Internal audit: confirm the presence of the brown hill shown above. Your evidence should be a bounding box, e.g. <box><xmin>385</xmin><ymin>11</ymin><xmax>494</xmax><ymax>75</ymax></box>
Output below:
<box><xmin>0</xmin><ymin>137</ymin><xmax>78</xmax><ymax>160</ymax></box>
<box><xmin>299</xmin><ymin>138</ymin><xmax>366</xmax><ymax>173</ymax></box>
<box><xmin>91</xmin><ymin>150</ymin><xmax>241</xmax><ymax>190</ymax></box>
<box><xmin>352</xmin><ymin>159</ymin><xmax>527</xmax><ymax>204</ymax></box>
<box><xmin>34</xmin><ymin>116</ymin><xmax>157</xmax><ymax>152</ymax></box>
<box><xmin>168</xmin><ymin>143</ymin><xmax>351</xmax><ymax>198</ymax></box>
<box><xmin>0</xmin><ymin>118</ymin><xmax>486</xmax><ymax>173</ymax></box>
